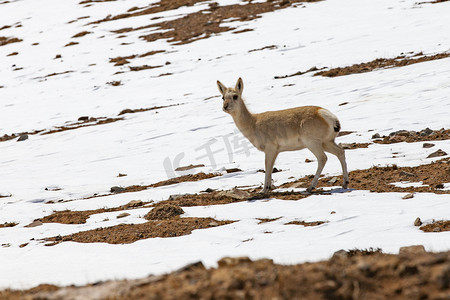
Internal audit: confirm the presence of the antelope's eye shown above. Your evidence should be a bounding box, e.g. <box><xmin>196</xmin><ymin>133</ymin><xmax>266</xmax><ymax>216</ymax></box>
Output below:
<box><xmin>232</xmin><ymin>95</ymin><xmax>238</xmax><ymax>100</ymax></box>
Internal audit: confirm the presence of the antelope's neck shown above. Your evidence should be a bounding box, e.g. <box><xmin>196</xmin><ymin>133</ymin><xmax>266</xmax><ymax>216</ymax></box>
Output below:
<box><xmin>232</xmin><ymin>101</ymin><xmax>256</xmax><ymax>138</ymax></box>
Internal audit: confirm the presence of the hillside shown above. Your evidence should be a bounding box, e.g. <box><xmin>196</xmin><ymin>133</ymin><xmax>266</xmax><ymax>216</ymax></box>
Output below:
<box><xmin>1</xmin><ymin>0</ymin><xmax>450</xmax><ymax>297</ymax></box>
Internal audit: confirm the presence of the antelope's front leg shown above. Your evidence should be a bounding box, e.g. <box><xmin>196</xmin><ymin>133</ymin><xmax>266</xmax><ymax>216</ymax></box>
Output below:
<box><xmin>262</xmin><ymin>150</ymin><xmax>278</xmax><ymax>193</ymax></box>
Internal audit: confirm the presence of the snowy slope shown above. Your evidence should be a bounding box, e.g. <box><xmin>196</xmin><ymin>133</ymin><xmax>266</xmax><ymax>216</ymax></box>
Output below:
<box><xmin>1</xmin><ymin>0</ymin><xmax>450</xmax><ymax>289</ymax></box>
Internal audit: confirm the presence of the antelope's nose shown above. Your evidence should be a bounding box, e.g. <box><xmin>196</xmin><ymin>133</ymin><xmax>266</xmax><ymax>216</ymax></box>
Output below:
<box><xmin>223</xmin><ymin>103</ymin><xmax>229</xmax><ymax>110</ymax></box>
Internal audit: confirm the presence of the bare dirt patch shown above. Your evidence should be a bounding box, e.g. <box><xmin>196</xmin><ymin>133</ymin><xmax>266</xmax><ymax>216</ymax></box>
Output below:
<box><xmin>92</xmin><ymin>0</ymin><xmax>321</xmax><ymax>45</ymax></box>
<box><xmin>280</xmin><ymin>158</ymin><xmax>450</xmax><ymax>193</ymax></box>
<box><xmin>420</xmin><ymin>220</ymin><xmax>450</xmax><ymax>232</ymax></box>
<box><xmin>0</xmin><ymin>36</ymin><xmax>22</xmax><ymax>46</ymax></box>
<box><xmin>36</xmin><ymin>200</ymin><xmax>150</xmax><ymax>225</ymax></box>
<box><xmin>285</xmin><ymin>220</ymin><xmax>327</xmax><ymax>226</ymax></box>
<box><xmin>0</xmin><ymin>222</ymin><xmax>18</xmax><ymax>228</ymax></box>
<box><xmin>144</xmin><ymin>204</ymin><xmax>184</xmax><ymax>220</ymax></box>
<box><xmin>109</xmin><ymin>50</ymin><xmax>165</xmax><ymax>66</ymax></box>
<box><xmin>276</xmin><ymin>51</ymin><xmax>450</xmax><ymax>78</ymax></box>
<box><xmin>0</xmin><ymin>104</ymin><xmax>179</xmax><ymax>143</ymax></box>
<box><xmin>257</xmin><ymin>217</ymin><xmax>281</xmax><ymax>224</ymax></box>
<box><xmin>44</xmin><ymin>217</ymin><xmax>234</xmax><ymax>245</ymax></box>
<box><xmin>372</xmin><ymin>128</ymin><xmax>450</xmax><ymax>144</ymax></box>
<box><xmin>6</xmin><ymin>247</ymin><xmax>448</xmax><ymax>300</ymax></box>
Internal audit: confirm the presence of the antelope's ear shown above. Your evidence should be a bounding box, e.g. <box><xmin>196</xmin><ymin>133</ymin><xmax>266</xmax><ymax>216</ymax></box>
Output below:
<box><xmin>217</xmin><ymin>80</ymin><xmax>226</xmax><ymax>96</ymax></box>
<box><xmin>235</xmin><ymin>77</ymin><xmax>243</xmax><ymax>95</ymax></box>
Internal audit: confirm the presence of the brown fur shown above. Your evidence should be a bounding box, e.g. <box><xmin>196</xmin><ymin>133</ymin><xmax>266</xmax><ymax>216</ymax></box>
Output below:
<box><xmin>217</xmin><ymin>78</ymin><xmax>349</xmax><ymax>193</ymax></box>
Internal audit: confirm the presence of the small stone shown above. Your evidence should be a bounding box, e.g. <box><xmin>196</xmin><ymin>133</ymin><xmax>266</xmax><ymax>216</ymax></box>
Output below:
<box><xmin>420</xmin><ymin>128</ymin><xmax>433</xmax><ymax>136</ymax></box>
<box><xmin>395</xmin><ymin>130</ymin><xmax>411</xmax><ymax>137</ymax></box>
<box><xmin>389</xmin><ymin>135</ymin><xmax>406</xmax><ymax>143</ymax></box>
<box><xmin>209</xmin><ymin>221</ymin><xmax>218</xmax><ymax>227</ymax></box>
<box><xmin>427</xmin><ymin>149</ymin><xmax>447</xmax><ymax>158</ymax></box>
<box><xmin>330</xmin><ymin>211</ymin><xmax>336</xmax><ymax>214</ymax></box>
<box><xmin>403</xmin><ymin>193</ymin><xmax>414</xmax><ymax>200</ymax></box>
<box><xmin>117</xmin><ymin>173</ymin><xmax>127</xmax><ymax>177</ymax></box>
<box><xmin>399</xmin><ymin>245</ymin><xmax>426</xmax><ymax>256</ymax></box>
<box><xmin>305</xmin><ymin>158</ymin><xmax>313</xmax><ymax>163</ymax></box>
<box><xmin>116</xmin><ymin>212</ymin><xmax>130</xmax><ymax>219</ymax></box>
<box><xmin>399</xmin><ymin>171</ymin><xmax>416</xmax><ymax>177</ymax></box>
<box><xmin>423</xmin><ymin>143</ymin><xmax>435</xmax><ymax>148</ymax></box>
<box><xmin>217</xmin><ymin>188</ymin><xmax>251</xmax><ymax>200</ymax></box>
<box><xmin>25</xmin><ymin>220</ymin><xmax>43</xmax><ymax>228</ymax></box>
<box><xmin>435</xmin><ymin>183</ymin><xmax>444</xmax><ymax>189</ymax></box>
<box><xmin>17</xmin><ymin>134</ymin><xmax>28</xmax><ymax>142</ymax></box>
<box><xmin>328</xmin><ymin>177</ymin><xmax>338</xmax><ymax>184</ymax></box>
<box><xmin>371</xmin><ymin>133</ymin><xmax>381</xmax><ymax>139</ymax></box>
<box><xmin>332</xmin><ymin>249</ymin><xmax>348</xmax><ymax>260</ymax></box>
<box><xmin>119</xmin><ymin>108</ymin><xmax>134</xmax><ymax>115</ymax></box>
<box><xmin>202</xmin><ymin>188</ymin><xmax>214</xmax><ymax>193</ymax></box>
<box><xmin>414</xmin><ymin>217</ymin><xmax>422</xmax><ymax>226</ymax></box>
<box><xmin>218</xmin><ymin>257</ymin><xmax>252</xmax><ymax>267</ymax></box>
<box><xmin>78</xmin><ymin>116</ymin><xmax>89</xmax><ymax>122</ymax></box>
<box><xmin>433</xmin><ymin>227</ymin><xmax>441</xmax><ymax>232</ymax></box>
<box><xmin>225</xmin><ymin>168</ymin><xmax>242</xmax><ymax>173</ymax></box>
<box><xmin>126</xmin><ymin>200</ymin><xmax>143</xmax><ymax>207</ymax></box>
<box><xmin>110</xmin><ymin>186</ymin><xmax>125</xmax><ymax>193</ymax></box>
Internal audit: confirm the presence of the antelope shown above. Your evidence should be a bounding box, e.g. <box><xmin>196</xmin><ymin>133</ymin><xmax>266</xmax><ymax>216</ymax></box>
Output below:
<box><xmin>216</xmin><ymin>77</ymin><xmax>349</xmax><ymax>193</ymax></box>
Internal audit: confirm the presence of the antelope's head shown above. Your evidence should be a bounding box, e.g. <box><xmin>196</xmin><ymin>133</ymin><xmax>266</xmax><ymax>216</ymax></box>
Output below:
<box><xmin>216</xmin><ymin>77</ymin><xmax>244</xmax><ymax>115</ymax></box>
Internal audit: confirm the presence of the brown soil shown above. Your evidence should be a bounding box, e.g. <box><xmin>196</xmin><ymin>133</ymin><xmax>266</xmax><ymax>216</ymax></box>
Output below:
<box><xmin>5</xmin><ymin>247</ymin><xmax>448</xmax><ymax>300</ymax></box>
<box><xmin>0</xmin><ymin>36</ymin><xmax>22</xmax><ymax>46</ymax></box>
<box><xmin>417</xmin><ymin>0</ymin><xmax>450</xmax><ymax>4</ymax></box>
<box><xmin>285</xmin><ymin>220</ymin><xmax>327</xmax><ymax>226</ymax></box>
<box><xmin>37</xmin><ymin>200</ymin><xmax>150</xmax><ymax>225</ymax></box>
<box><xmin>420</xmin><ymin>220</ymin><xmax>450</xmax><ymax>232</ymax></box>
<box><xmin>109</xmin><ymin>50</ymin><xmax>165</xmax><ymax>66</ymax></box>
<box><xmin>64</xmin><ymin>41</ymin><xmax>79</xmax><ymax>47</ymax></box>
<box><xmin>340</xmin><ymin>142</ymin><xmax>371</xmax><ymax>150</ymax></box>
<box><xmin>276</xmin><ymin>51</ymin><xmax>450</xmax><ymax>78</ymax></box>
<box><xmin>280</xmin><ymin>158</ymin><xmax>450</xmax><ymax>193</ymax></box>
<box><xmin>373</xmin><ymin>128</ymin><xmax>450</xmax><ymax>144</ymax></box>
<box><xmin>256</xmin><ymin>217</ymin><xmax>281</xmax><ymax>224</ymax></box>
<box><xmin>91</xmin><ymin>0</ymin><xmax>321</xmax><ymax>45</ymax></box>
<box><xmin>44</xmin><ymin>217</ymin><xmax>234</xmax><ymax>245</ymax></box>
<box><xmin>72</xmin><ymin>31</ymin><xmax>91</xmax><ymax>38</ymax></box>
<box><xmin>0</xmin><ymin>104</ymin><xmax>179</xmax><ymax>143</ymax></box>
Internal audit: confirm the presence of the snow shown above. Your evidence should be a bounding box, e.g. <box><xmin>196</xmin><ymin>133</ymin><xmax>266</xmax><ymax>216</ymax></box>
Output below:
<box><xmin>1</xmin><ymin>0</ymin><xmax>450</xmax><ymax>289</ymax></box>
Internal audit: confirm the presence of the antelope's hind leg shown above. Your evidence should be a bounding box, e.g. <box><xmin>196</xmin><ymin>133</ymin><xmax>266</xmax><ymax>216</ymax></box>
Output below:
<box><xmin>323</xmin><ymin>141</ymin><xmax>349</xmax><ymax>189</ymax></box>
<box><xmin>305</xmin><ymin>142</ymin><xmax>328</xmax><ymax>193</ymax></box>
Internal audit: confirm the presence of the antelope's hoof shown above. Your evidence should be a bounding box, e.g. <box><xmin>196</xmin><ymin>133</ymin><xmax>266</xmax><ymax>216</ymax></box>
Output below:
<box><xmin>306</xmin><ymin>186</ymin><xmax>315</xmax><ymax>193</ymax></box>
<box><xmin>342</xmin><ymin>181</ymin><xmax>349</xmax><ymax>189</ymax></box>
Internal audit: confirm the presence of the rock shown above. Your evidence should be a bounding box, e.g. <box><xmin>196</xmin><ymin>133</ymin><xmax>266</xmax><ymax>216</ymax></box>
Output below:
<box><xmin>126</xmin><ymin>200</ymin><xmax>143</xmax><ymax>207</ymax></box>
<box><xmin>119</xmin><ymin>108</ymin><xmax>134</xmax><ymax>115</ymax></box>
<box><xmin>168</xmin><ymin>194</ymin><xmax>187</xmax><ymax>201</ymax></box>
<box><xmin>116</xmin><ymin>212</ymin><xmax>130</xmax><ymax>219</ymax></box>
<box><xmin>202</xmin><ymin>188</ymin><xmax>214</xmax><ymax>193</ymax></box>
<box><xmin>394</xmin><ymin>130</ymin><xmax>411</xmax><ymax>137</ymax></box>
<box><xmin>414</xmin><ymin>217</ymin><xmax>422</xmax><ymax>226</ymax></box>
<box><xmin>25</xmin><ymin>220</ymin><xmax>43</xmax><ymax>228</ymax></box>
<box><xmin>371</xmin><ymin>133</ymin><xmax>381</xmax><ymax>139</ymax></box>
<box><xmin>399</xmin><ymin>171</ymin><xmax>416</xmax><ymax>177</ymax></box>
<box><xmin>117</xmin><ymin>173</ymin><xmax>127</xmax><ymax>177</ymax></box>
<box><xmin>435</xmin><ymin>183</ymin><xmax>444</xmax><ymax>189</ymax></box>
<box><xmin>225</xmin><ymin>168</ymin><xmax>242</xmax><ymax>173</ymax></box>
<box><xmin>110</xmin><ymin>186</ymin><xmax>125</xmax><ymax>193</ymax></box>
<box><xmin>403</xmin><ymin>193</ymin><xmax>414</xmax><ymax>200</ymax></box>
<box><xmin>420</xmin><ymin>128</ymin><xmax>433</xmax><ymax>136</ymax></box>
<box><xmin>175</xmin><ymin>261</ymin><xmax>205</xmax><ymax>273</ymax></box>
<box><xmin>331</xmin><ymin>250</ymin><xmax>348</xmax><ymax>260</ymax></box>
<box><xmin>218</xmin><ymin>257</ymin><xmax>252</xmax><ymax>268</ymax></box>
<box><xmin>17</xmin><ymin>134</ymin><xmax>28</xmax><ymax>142</ymax></box>
<box><xmin>328</xmin><ymin>177</ymin><xmax>338</xmax><ymax>184</ymax></box>
<box><xmin>433</xmin><ymin>227</ymin><xmax>441</xmax><ymax>232</ymax></box>
<box><xmin>305</xmin><ymin>158</ymin><xmax>313</xmax><ymax>163</ymax></box>
<box><xmin>217</xmin><ymin>188</ymin><xmax>251</xmax><ymax>200</ymax></box>
<box><xmin>389</xmin><ymin>135</ymin><xmax>406</xmax><ymax>143</ymax></box>
<box><xmin>427</xmin><ymin>149</ymin><xmax>447</xmax><ymax>158</ymax></box>
<box><xmin>399</xmin><ymin>245</ymin><xmax>426</xmax><ymax>256</ymax></box>
<box><xmin>78</xmin><ymin>116</ymin><xmax>89</xmax><ymax>122</ymax></box>
<box><xmin>209</xmin><ymin>221</ymin><xmax>218</xmax><ymax>227</ymax></box>
<box><xmin>423</xmin><ymin>143</ymin><xmax>435</xmax><ymax>148</ymax></box>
